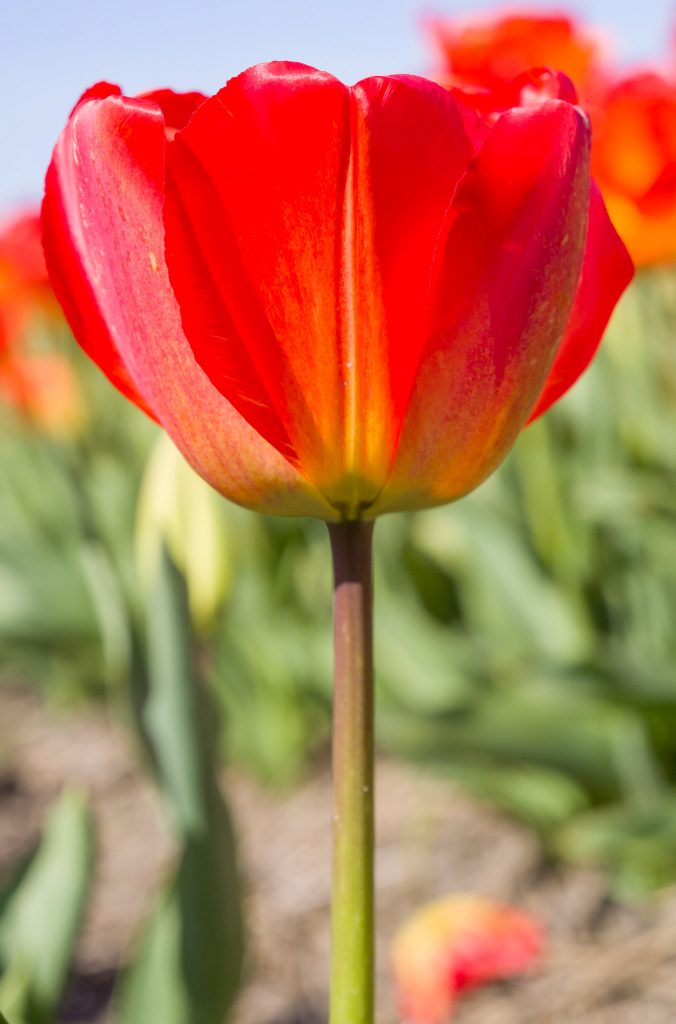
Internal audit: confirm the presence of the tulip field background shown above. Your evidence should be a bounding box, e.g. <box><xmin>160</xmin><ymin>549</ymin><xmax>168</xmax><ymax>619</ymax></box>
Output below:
<box><xmin>2</xmin><ymin>2</ymin><xmax>676</xmax><ymax>1023</ymax></box>
<box><xmin>2</xmin><ymin>260</ymin><xmax>676</xmax><ymax>1022</ymax></box>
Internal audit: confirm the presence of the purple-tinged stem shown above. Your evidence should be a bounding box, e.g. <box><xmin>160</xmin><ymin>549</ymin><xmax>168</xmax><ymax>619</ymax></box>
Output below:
<box><xmin>327</xmin><ymin>519</ymin><xmax>375</xmax><ymax>1024</ymax></box>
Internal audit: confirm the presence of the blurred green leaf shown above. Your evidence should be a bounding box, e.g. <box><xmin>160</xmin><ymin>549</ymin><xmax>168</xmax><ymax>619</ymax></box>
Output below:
<box><xmin>0</xmin><ymin>554</ymin><xmax>98</xmax><ymax>644</ymax></box>
<box><xmin>0</xmin><ymin>788</ymin><xmax>94</xmax><ymax>1024</ymax></box>
<box><xmin>118</xmin><ymin>546</ymin><xmax>244</xmax><ymax>1024</ymax></box>
<box><xmin>439</xmin><ymin>762</ymin><xmax>590</xmax><ymax>833</ymax></box>
<box><xmin>380</xmin><ymin>685</ymin><xmax>664</xmax><ymax>802</ymax></box>
<box><xmin>376</xmin><ymin>593</ymin><xmax>475</xmax><ymax>715</ymax></box>
<box><xmin>554</xmin><ymin>794</ymin><xmax>676</xmax><ymax>898</ymax></box>
<box><xmin>211</xmin><ymin>550</ymin><xmax>331</xmax><ymax>784</ymax></box>
<box><xmin>0</xmin><ymin>969</ymin><xmax>30</xmax><ymax>1024</ymax></box>
<box><xmin>116</xmin><ymin>885</ymin><xmax>187</xmax><ymax>1024</ymax></box>
<box><xmin>414</xmin><ymin>505</ymin><xmax>592</xmax><ymax>665</ymax></box>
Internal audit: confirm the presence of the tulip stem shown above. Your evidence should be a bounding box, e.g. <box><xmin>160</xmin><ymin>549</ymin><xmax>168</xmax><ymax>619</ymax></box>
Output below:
<box><xmin>327</xmin><ymin>519</ymin><xmax>375</xmax><ymax>1024</ymax></box>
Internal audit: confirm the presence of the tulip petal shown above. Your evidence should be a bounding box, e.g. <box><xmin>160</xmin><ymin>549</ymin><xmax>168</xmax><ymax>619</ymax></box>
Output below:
<box><xmin>377</xmin><ymin>101</ymin><xmax>591</xmax><ymax>514</ymax></box>
<box><xmin>42</xmin><ymin>88</ymin><xmax>333</xmax><ymax>518</ymax></box>
<box><xmin>165</xmin><ymin>63</ymin><xmax>378</xmax><ymax>514</ymax></box>
<box><xmin>392</xmin><ymin>894</ymin><xmax>544</xmax><ymax>1024</ymax></box>
<box><xmin>43</xmin><ymin>83</ymin><xmax>152</xmax><ymax>415</ymax></box>
<box><xmin>138</xmin><ymin>88</ymin><xmax>205</xmax><ymax>134</ymax></box>
<box><xmin>528</xmin><ymin>183</ymin><xmax>634</xmax><ymax>421</ymax></box>
<box><xmin>165</xmin><ymin>65</ymin><xmax>480</xmax><ymax>515</ymax></box>
<box><xmin>350</xmin><ymin>74</ymin><xmax>481</xmax><ymax>422</ymax></box>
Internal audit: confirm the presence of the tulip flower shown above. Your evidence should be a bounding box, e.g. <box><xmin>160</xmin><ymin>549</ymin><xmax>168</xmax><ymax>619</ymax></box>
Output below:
<box><xmin>392</xmin><ymin>894</ymin><xmax>544</xmax><ymax>1023</ymax></box>
<box><xmin>0</xmin><ymin>211</ymin><xmax>82</xmax><ymax>433</ymax></box>
<box><xmin>42</xmin><ymin>64</ymin><xmax>631</xmax><ymax>521</ymax></box>
<box><xmin>591</xmin><ymin>72</ymin><xmax>676</xmax><ymax>266</ymax></box>
<box><xmin>0</xmin><ymin>211</ymin><xmax>57</xmax><ymax>350</ymax></box>
<box><xmin>0</xmin><ymin>351</ymin><xmax>83</xmax><ymax>435</ymax></box>
<box><xmin>42</xmin><ymin>63</ymin><xmax>631</xmax><ymax>1024</ymax></box>
<box><xmin>427</xmin><ymin>10</ymin><xmax>606</xmax><ymax>106</ymax></box>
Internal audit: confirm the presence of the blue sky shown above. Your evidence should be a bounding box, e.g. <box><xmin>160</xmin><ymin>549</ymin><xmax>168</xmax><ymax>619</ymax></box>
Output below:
<box><xmin>2</xmin><ymin>0</ymin><xmax>674</xmax><ymax>209</ymax></box>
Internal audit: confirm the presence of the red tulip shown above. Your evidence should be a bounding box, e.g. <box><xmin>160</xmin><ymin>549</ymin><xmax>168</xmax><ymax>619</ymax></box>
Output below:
<box><xmin>591</xmin><ymin>72</ymin><xmax>676</xmax><ymax>267</ymax></box>
<box><xmin>0</xmin><ymin>211</ymin><xmax>83</xmax><ymax>433</ymax></box>
<box><xmin>391</xmin><ymin>894</ymin><xmax>544</xmax><ymax>1023</ymax></box>
<box><xmin>42</xmin><ymin>63</ymin><xmax>632</xmax><ymax>520</ymax></box>
<box><xmin>0</xmin><ymin>211</ymin><xmax>57</xmax><ymax>353</ymax></box>
<box><xmin>0</xmin><ymin>351</ymin><xmax>84</xmax><ymax>435</ymax></box>
<box><xmin>427</xmin><ymin>10</ymin><xmax>606</xmax><ymax>104</ymax></box>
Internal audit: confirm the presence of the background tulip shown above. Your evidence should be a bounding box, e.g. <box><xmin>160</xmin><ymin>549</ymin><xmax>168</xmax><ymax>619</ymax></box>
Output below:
<box><xmin>0</xmin><ymin>351</ymin><xmax>84</xmax><ymax>435</ymax></box>
<box><xmin>0</xmin><ymin>211</ymin><xmax>83</xmax><ymax>433</ymax></box>
<box><xmin>392</xmin><ymin>894</ymin><xmax>544</xmax><ymax>1023</ymax></box>
<box><xmin>0</xmin><ymin>212</ymin><xmax>58</xmax><ymax>351</ymax></box>
<box><xmin>427</xmin><ymin>11</ymin><xmax>606</xmax><ymax>103</ymax></box>
<box><xmin>591</xmin><ymin>72</ymin><xmax>676</xmax><ymax>266</ymax></box>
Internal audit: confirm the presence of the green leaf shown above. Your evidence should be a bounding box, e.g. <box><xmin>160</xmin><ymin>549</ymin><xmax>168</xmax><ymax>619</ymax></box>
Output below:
<box><xmin>117</xmin><ymin>546</ymin><xmax>244</xmax><ymax>1024</ymax></box>
<box><xmin>116</xmin><ymin>884</ymin><xmax>187</xmax><ymax>1024</ymax></box>
<box><xmin>0</xmin><ymin>788</ymin><xmax>94</xmax><ymax>1024</ymax></box>
<box><xmin>375</xmin><ymin>593</ymin><xmax>475</xmax><ymax>715</ymax></box>
<box><xmin>0</xmin><ymin>968</ymin><xmax>30</xmax><ymax>1024</ymax></box>
<box><xmin>379</xmin><ymin>687</ymin><xmax>663</xmax><ymax>802</ymax></box>
<box><xmin>554</xmin><ymin>794</ymin><xmax>676</xmax><ymax>897</ymax></box>
<box><xmin>439</xmin><ymin>762</ymin><xmax>589</xmax><ymax>833</ymax></box>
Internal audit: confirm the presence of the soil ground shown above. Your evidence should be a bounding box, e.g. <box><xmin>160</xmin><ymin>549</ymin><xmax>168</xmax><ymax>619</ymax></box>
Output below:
<box><xmin>1</xmin><ymin>685</ymin><xmax>676</xmax><ymax>1023</ymax></box>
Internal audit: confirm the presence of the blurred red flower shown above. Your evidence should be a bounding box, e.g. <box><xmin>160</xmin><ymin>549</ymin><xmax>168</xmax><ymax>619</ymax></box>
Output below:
<box><xmin>0</xmin><ymin>351</ymin><xmax>84</xmax><ymax>435</ymax></box>
<box><xmin>427</xmin><ymin>10</ymin><xmax>606</xmax><ymax>103</ymax></box>
<box><xmin>591</xmin><ymin>72</ymin><xmax>676</xmax><ymax>266</ymax></box>
<box><xmin>0</xmin><ymin>212</ymin><xmax>56</xmax><ymax>352</ymax></box>
<box><xmin>0</xmin><ymin>212</ymin><xmax>83</xmax><ymax>433</ymax></box>
<box><xmin>43</xmin><ymin>63</ymin><xmax>631</xmax><ymax>519</ymax></box>
<box><xmin>427</xmin><ymin>8</ymin><xmax>676</xmax><ymax>267</ymax></box>
<box><xmin>391</xmin><ymin>894</ymin><xmax>544</xmax><ymax>1023</ymax></box>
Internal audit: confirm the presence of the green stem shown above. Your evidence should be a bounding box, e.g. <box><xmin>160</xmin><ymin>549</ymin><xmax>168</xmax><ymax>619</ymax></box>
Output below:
<box><xmin>327</xmin><ymin>519</ymin><xmax>375</xmax><ymax>1024</ymax></box>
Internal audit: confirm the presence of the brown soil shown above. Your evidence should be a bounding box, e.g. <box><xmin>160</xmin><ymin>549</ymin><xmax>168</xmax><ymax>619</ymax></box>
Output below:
<box><xmin>1</xmin><ymin>685</ymin><xmax>676</xmax><ymax>1024</ymax></box>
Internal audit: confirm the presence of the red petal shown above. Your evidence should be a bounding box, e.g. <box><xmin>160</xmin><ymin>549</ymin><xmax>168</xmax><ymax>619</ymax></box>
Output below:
<box><xmin>510</xmin><ymin>66</ymin><xmax>579</xmax><ymax>106</ymax></box>
<box><xmin>42</xmin><ymin>87</ymin><xmax>331</xmax><ymax>518</ymax></box>
<box><xmin>378</xmin><ymin>101</ymin><xmax>591</xmax><ymax>513</ymax></box>
<box><xmin>42</xmin><ymin>95</ymin><xmax>158</xmax><ymax>418</ymax></box>
<box><xmin>138</xmin><ymin>88</ymin><xmax>205</xmax><ymax>134</ymax></box>
<box><xmin>528</xmin><ymin>183</ymin><xmax>633</xmax><ymax>420</ymax></box>
<box><xmin>70</xmin><ymin>81</ymin><xmax>122</xmax><ymax>114</ymax></box>
<box><xmin>392</xmin><ymin>894</ymin><xmax>544</xmax><ymax>1024</ymax></box>
<box><xmin>351</xmin><ymin>74</ymin><xmax>480</xmax><ymax>422</ymax></box>
<box><xmin>450</xmin><ymin>67</ymin><xmax>579</xmax><ymax>120</ymax></box>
